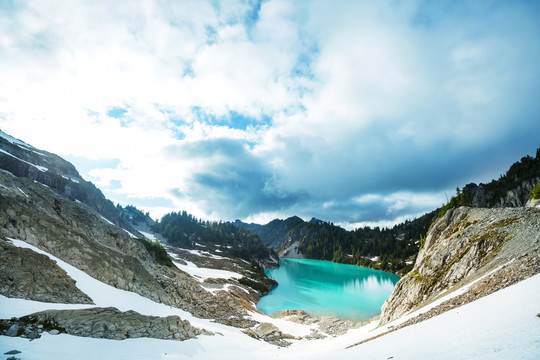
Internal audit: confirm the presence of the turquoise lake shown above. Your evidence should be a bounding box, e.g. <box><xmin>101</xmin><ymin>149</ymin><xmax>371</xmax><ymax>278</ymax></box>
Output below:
<box><xmin>257</xmin><ymin>258</ymin><xmax>400</xmax><ymax>320</ymax></box>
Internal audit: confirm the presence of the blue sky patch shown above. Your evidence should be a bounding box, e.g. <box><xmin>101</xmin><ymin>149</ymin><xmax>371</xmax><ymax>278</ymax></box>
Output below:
<box><xmin>192</xmin><ymin>108</ymin><xmax>271</xmax><ymax>131</ymax></box>
<box><xmin>107</xmin><ymin>107</ymin><xmax>127</xmax><ymax>119</ymax></box>
<box><xmin>63</xmin><ymin>155</ymin><xmax>121</xmax><ymax>179</ymax></box>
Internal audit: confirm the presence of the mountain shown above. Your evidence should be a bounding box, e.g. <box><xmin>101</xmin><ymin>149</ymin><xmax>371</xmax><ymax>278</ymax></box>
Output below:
<box><xmin>0</xmin><ymin>130</ymin><xmax>280</xmax><ymax>330</ymax></box>
<box><xmin>235</xmin><ymin>216</ymin><xmax>304</xmax><ymax>248</ymax></box>
<box><xmin>235</xmin><ymin>212</ymin><xmax>437</xmax><ymax>274</ymax></box>
<box><xmin>0</xmin><ymin>130</ymin><xmax>141</xmax><ymax>237</ymax></box>
<box><xmin>0</xmin><ymin>168</ymin><xmax>251</xmax><ymax>321</ymax></box>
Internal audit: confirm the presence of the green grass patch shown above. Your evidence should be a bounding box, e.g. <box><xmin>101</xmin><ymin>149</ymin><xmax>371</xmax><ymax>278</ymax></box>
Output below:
<box><xmin>135</xmin><ymin>238</ymin><xmax>174</xmax><ymax>267</ymax></box>
<box><xmin>529</xmin><ymin>181</ymin><xmax>540</xmax><ymax>200</ymax></box>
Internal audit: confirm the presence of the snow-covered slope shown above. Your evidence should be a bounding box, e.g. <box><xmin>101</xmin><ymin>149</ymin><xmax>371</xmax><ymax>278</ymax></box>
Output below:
<box><xmin>1</xmin><ymin>236</ymin><xmax>539</xmax><ymax>359</ymax></box>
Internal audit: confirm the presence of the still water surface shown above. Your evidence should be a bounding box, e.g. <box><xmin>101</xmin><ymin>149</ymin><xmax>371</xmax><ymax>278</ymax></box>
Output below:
<box><xmin>257</xmin><ymin>258</ymin><xmax>400</xmax><ymax>320</ymax></box>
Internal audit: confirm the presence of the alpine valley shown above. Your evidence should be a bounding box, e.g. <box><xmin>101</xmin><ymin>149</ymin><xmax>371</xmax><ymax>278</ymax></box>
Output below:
<box><xmin>1</xmin><ymin>129</ymin><xmax>539</xmax><ymax>359</ymax></box>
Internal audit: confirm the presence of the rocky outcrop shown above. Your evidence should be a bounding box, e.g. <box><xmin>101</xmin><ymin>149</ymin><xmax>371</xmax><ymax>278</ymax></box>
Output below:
<box><xmin>463</xmin><ymin>177</ymin><xmax>540</xmax><ymax>208</ymax></box>
<box><xmin>0</xmin><ymin>238</ymin><xmax>93</xmax><ymax>304</ymax></box>
<box><xmin>380</xmin><ymin>206</ymin><xmax>540</xmax><ymax>325</ymax></box>
<box><xmin>527</xmin><ymin>198</ymin><xmax>540</xmax><ymax>207</ymax></box>
<box><xmin>494</xmin><ymin>177</ymin><xmax>540</xmax><ymax>207</ymax></box>
<box><xmin>275</xmin><ymin>310</ymin><xmax>364</xmax><ymax>339</ymax></box>
<box><xmin>279</xmin><ymin>241</ymin><xmax>305</xmax><ymax>259</ymax></box>
<box><xmin>244</xmin><ymin>322</ymin><xmax>295</xmax><ymax>347</ymax></box>
<box><xmin>1</xmin><ymin>307</ymin><xmax>206</xmax><ymax>341</ymax></box>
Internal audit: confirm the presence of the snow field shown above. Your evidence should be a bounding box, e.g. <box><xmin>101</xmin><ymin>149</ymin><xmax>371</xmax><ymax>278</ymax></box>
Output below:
<box><xmin>1</xmin><ymin>238</ymin><xmax>539</xmax><ymax>359</ymax></box>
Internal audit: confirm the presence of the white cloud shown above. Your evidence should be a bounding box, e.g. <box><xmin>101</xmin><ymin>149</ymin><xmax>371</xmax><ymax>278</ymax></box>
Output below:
<box><xmin>1</xmin><ymin>0</ymin><xmax>539</xmax><ymax>227</ymax></box>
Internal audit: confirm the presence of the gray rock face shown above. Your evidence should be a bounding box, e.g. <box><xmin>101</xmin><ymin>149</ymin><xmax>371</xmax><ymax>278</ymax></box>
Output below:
<box><xmin>279</xmin><ymin>241</ymin><xmax>305</xmax><ymax>259</ymax></box>
<box><xmin>244</xmin><ymin>322</ymin><xmax>294</xmax><ymax>347</ymax></box>
<box><xmin>380</xmin><ymin>206</ymin><xmax>540</xmax><ymax>325</ymax></box>
<box><xmin>0</xmin><ymin>238</ymin><xmax>93</xmax><ymax>304</ymax></box>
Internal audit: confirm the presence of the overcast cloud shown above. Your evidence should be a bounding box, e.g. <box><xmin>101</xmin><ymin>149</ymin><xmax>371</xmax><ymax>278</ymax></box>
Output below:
<box><xmin>1</xmin><ymin>0</ymin><xmax>539</xmax><ymax>229</ymax></box>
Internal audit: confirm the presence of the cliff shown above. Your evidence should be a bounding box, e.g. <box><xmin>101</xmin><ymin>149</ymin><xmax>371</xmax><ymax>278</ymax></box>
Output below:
<box><xmin>463</xmin><ymin>176</ymin><xmax>540</xmax><ymax>208</ymax></box>
<box><xmin>380</xmin><ymin>206</ymin><xmax>540</xmax><ymax>325</ymax></box>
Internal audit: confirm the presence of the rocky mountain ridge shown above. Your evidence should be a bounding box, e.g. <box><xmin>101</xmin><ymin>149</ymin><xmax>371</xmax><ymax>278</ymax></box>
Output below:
<box><xmin>0</xmin><ymin>130</ymin><xmax>140</xmax><ymax>236</ymax></box>
<box><xmin>463</xmin><ymin>150</ymin><xmax>540</xmax><ymax>208</ymax></box>
<box><xmin>464</xmin><ymin>176</ymin><xmax>540</xmax><ymax>208</ymax></box>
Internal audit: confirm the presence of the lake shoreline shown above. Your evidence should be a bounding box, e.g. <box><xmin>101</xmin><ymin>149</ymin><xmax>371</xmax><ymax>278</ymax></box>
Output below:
<box><xmin>258</xmin><ymin>258</ymin><xmax>399</xmax><ymax>320</ymax></box>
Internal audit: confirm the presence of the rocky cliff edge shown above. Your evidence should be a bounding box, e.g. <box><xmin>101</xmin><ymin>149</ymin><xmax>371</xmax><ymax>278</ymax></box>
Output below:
<box><xmin>380</xmin><ymin>206</ymin><xmax>540</xmax><ymax>325</ymax></box>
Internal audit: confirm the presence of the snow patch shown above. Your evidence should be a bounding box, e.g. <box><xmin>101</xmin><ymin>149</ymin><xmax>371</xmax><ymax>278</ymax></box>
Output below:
<box><xmin>34</xmin><ymin>180</ymin><xmax>49</xmax><ymax>188</ymax></box>
<box><xmin>3</xmin><ymin>238</ymin><xmax>224</xmax><ymax>332</ymax></box>
<box><xmin>62</xmin><ymin>175</ymin><xmax>80</xmax><ymax>183</ymax></box>
<box><xmin>100</xmin><ymin>216</ymin><xmax>114</xmax><ymax>225</ymax></box>
<box><xmin>180</xmin><ymin>248</ymin><xmax>228</xmax><ymax>260</ymax></box>
<box><xmin>172</xmin><ymin>259</ymin><xmax>242</xmax><ymax>282</ymax></box>
<box><xmin>0</xmin><ymin>148</ymin><xmax>48</xmax><ymax>172</ymax></box>
<box><xmin>16</xmin><ymin>143</ymin><xmax>47</xmax><ymax>156</ymax></box>
<box><xmin>17</xmin><ymin>187</ymin><xmax>29</xmax><ymax>197</ymax></box>
<box><xmin>123</xmin><ymin>229</ymin><xmax>137</xmax><ymax>238</ymax></box>
<box><xmin>139</xmin><ymin>231</ymin><xmax>157</xmax><ymax>241</ymax></box>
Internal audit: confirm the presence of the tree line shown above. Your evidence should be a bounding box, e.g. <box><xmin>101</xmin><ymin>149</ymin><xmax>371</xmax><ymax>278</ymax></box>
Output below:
<box><xmin>151</xmin><ymin>211</ymin><xmax>277</xmax><ymax>262</ymax></box>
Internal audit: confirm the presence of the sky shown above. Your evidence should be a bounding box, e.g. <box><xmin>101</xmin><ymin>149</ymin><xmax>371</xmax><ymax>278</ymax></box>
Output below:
<box><xmin>1</xmin><ymin>0</ymin><xmax>539</xmax><ymax>229</ymax></box>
